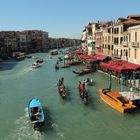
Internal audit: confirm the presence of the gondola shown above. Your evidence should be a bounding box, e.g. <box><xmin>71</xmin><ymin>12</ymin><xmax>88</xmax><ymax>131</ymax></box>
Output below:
<box><xmin>58</xmin><ymin>84</ymin><xmax>67</xmax><ymax>99</ymax></box>
<box><xmin>68</xmin><ymin>61</ymin><xmax>82</xmax><ymax>65</ymax></box>
<box><xmin>55</xmin><ymin>64</ymin><xmax>59</xmax><ymax>69</ymax></box>
<box><xmin>79</xmin><ymin>82</ymin><xmax>88</xmax><ymax>104</ymax></box>
<box><xmin>28</xmin><ymin>98</ymin><xmax>45</xmax><ymax>128</ymax></box>
<box><xmin>73</xmin><ymin>68</ymin><xmax>93</xmax><ymax>76</ymax></box>
<box><xmin>61</xmin><ymin>64</ymin><xmax>70</xmax><ymax>68</ymax></box>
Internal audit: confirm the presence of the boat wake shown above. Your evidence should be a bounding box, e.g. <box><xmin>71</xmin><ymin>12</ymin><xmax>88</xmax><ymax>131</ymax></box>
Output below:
<box><xmin>4</xmin><ymin>108</ymin><xmax>44</xmax><ymax>140</ymax></box>
<box><xmin>51</xmin><ymin>123</ymin><xmax>66</xmax><ymax>139</ymax></box>
<box><xmin>1</xmin><ymin>67</ymin><xmax>33</xmax><ymax>80</ymax></box>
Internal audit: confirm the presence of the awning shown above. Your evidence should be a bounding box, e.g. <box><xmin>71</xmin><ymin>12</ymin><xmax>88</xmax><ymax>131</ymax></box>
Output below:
<box><xmin>100</xmin><ymin>58</ymin><xmax>140</xmax><ymax>72</ymax></box>
<box><xmin>79</xmin><ymin>53</ymin><xmax>108</xmax><ymax>61</ymax></box>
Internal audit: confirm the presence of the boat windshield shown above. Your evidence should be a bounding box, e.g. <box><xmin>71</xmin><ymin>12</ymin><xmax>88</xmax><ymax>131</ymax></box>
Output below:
<box><xmin>117</xmin><ymin>96</ymin><xmax>129</xmax><ymax>104</ymax></box>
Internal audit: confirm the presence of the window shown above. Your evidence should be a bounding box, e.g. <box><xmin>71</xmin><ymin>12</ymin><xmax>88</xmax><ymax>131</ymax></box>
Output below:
<box><xmin>126</xmin><ymin>36</ymin><xmax>128</xmax><ymax>42</ymax></box>
<box><xmin>108</xmin><ymin>45</ymin><xmax>110</xmax><ymax>50</ymax></box>
<box><xmin>121</xmin><ymin>26</ymin><xmax>123</xmax><ymax>33</ymax></box>
<box><xmin>114</xmin><ymin>37</ymin><xmax>119</xmax><ymax>45</ymax></box>
<box><xmin>120</xmin><ymin>37</ymin><xmax>123</xmax><ymax>44</ymax></box>
<box><xmin>126</xmin><ymin>50</ymin><xmax>128</xmax><ymax>57</ymax></box>
<box><xmin>121</xmin><ymin>50</ymin><xmax>122</xmax><ymax>56</ymax></box>
<box><xmin>124</xmin><ymin>36</ymin><xmax>125</xmax><ymax>42</ymax></box>
<box><xmin>112</xmin><ymin>45</ymin><xmax>114</xmax><ymax>50</ymax></box>
<box><xmin>129</xmin><ymin>48</ymin><xmax>130</xmax><ymax>57</ymax></box>
<box><xmin>129</xmin><ymin>33</ymin><xmax>131</xmax><ymax>42</ymax></box>
<box><xmin>135</xmin><ymin>32</ymin><xmax>137</xmax><ymax>42</ymax></box>
<box><xmin>135</xmin><ymin>49</ymin><xmax>137</xmax><ymax>59</ymax></box>
<box><xmin>117</xmin><ymin>28</ymin><xmax>119</xmax><ymax>34</ymax></box>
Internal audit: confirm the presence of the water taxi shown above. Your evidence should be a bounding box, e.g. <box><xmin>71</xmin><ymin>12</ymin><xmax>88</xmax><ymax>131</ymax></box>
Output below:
<box><xmin>120</xmin><ymin>91</ymin><xmax>140</xmax><ymax>107</ymax></box>
<box><xmin>98</xmin><ymin>89</ymin><xmax>137</xmax><ymax>113</ymax></box>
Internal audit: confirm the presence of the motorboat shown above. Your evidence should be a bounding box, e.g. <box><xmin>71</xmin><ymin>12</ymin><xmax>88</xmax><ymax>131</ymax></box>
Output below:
<box><xmin>98</xmin><ymin>74</ymin><xmax>137</xmax><ymax>113</ymax></box>
<box><xmin>50</xmin><ymin>49</ymin><xmax>58</xmax><ymax>55</ymax></box>
<box><xmin>32</xmin><ymin>63</ymin><xmax>40</xmax><ymax>68</ymax></box>
<box><xmin>98</xmin><ymin>89</ymin><xmax>137</xmax><ymax>113</ymax></box>
<box><xmin>28</xmin><ymin>98</ymin><xmax>45</xmax><ymax>128</ymax></box>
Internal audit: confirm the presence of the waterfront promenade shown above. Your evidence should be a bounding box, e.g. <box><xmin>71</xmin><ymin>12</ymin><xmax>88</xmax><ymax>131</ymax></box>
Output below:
<box><xmin>0</xmin><ymin>52</ymin><xmax>140</xmax><ymax>140</ymax></box>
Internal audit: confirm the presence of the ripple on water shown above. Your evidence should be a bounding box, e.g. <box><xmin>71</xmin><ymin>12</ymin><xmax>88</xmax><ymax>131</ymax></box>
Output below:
<box><xmin>0</xmin><ymin>66</ymin><xmax>33</xmax><ymax>80</ymax></box>
<box><xmin>4</xmin><ymin>108</ymin><xmax>44</xmax><ymax>140</ymax></box>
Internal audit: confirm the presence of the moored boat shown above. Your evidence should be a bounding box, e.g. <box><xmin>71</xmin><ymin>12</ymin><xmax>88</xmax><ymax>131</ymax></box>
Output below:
<box><xmin>28</xmin><ymin>98</ymin><xmax>45</xmax><ymax>128</ymax></box>
<box><xmin>98</xmin><ymin>89</ymin><xmax>137</xmax><ymax>113</ymax></box>
<box><xmin>120</xmin><ymin>91</ymin><xmax>140</xmax><ymax>107</ymax></box>
<box><xmin>68</xmin><ymin>60</ymin><xmax>82</xmax><ymax>66</ymax></box>
<box><xmin>61</xmin><ymin>64</ymin><xmax>70</xmax><ymax>68</ymax></box>
<box><xmin>73</xmin><ymin>68</ymin><xmax>93</xmax><ymax>76</ymax></box>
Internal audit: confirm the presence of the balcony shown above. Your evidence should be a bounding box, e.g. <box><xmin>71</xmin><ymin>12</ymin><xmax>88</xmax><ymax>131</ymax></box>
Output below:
<box><xmin>122</xmin><ymin>41</ymin><xmax>128</xmax><ymax>46</ymax></box>
<box><xmin>131</xmin><ymin>42</ymin><xmax>139</xmax><ymax>48</ymax></box>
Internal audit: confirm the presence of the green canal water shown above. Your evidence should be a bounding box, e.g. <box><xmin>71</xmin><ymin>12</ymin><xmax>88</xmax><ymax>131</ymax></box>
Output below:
<box><xmin>0</xmin><ymin>52</ymin><xmax>140</xmax><ymax>140</ymax></box>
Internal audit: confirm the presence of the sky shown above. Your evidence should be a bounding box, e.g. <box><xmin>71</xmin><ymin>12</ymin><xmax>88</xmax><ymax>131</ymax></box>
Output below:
<box><xmin>0</xmin><ymin>0</ymin><xmax>140</xmax><ymax>39</ymax></box>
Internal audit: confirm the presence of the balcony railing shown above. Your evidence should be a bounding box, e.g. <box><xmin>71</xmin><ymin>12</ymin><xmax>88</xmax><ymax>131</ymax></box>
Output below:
<box><xmin>122</xmin><ymin>41</ymin><xmax>128</xmax><ymax>46</ymax></box>
<box><xmin>131</xmin><ymin>42</ymin><xmax>139</xmax><ymax>48</ymax></box>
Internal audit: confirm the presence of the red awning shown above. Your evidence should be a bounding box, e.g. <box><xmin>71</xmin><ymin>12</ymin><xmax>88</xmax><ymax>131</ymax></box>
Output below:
<box><xmin>79</xmin><ymin>53</ymin><xmax>108</xmax><ymax>61</ymax></box>
<box><xmin>125</xmin><ymin>62</ymin><xmax>140</xmax><ymax>71</ymax></box>
<box><xmin>95</xmin><ymin>54</ymin><xmax>108</xmax><ymax>61</ymax></box>
<box><xmin>79</xmin><ymin>54</ymin><xmax>95</xmax><ymax>60</ymax></box>
<box><xmin>100</xmin><ymin>58</ymin><xmax>140</xmax><ymax>72</ymax></box>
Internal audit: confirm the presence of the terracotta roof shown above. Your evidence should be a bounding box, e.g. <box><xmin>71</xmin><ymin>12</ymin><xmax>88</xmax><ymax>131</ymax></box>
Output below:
<box><xmin>114</xmin><ymin>19</ymin><xmax>140</xmax><ymax>26</ymax></box>
<box><xmin>127</xmin><ymin>14</ymin><xmax>140</xmax><ymax>19</ymax></box>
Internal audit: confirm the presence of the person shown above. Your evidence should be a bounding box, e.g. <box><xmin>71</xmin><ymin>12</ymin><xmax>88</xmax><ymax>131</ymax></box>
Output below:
<box><xmin>79</xmin><ymin>82</ymin><xmax>83</xmax><ymax>90</ymax></box>
<box><xmin>83</xmin><ymin>82</ymin><xmax>85</xmax><ymax>90</ymax></box>
<box><xmin>86</xmin><ymin>78</ymin><xmax>90</xmax><ymax>83</ymax></box>
<box><xmin>82</xmin><ymin>89</ymin><xmax>88</xmax><ymax>101</ymax></box>
<box><xmin>58</xmin><ymin>79</ymin><xmax>62</xmax><ymax>86</ymax></box>
<box><xmin>61</xmin><ymin>77</ymin><xmax>64</xmax><ymax>84</ymax></box>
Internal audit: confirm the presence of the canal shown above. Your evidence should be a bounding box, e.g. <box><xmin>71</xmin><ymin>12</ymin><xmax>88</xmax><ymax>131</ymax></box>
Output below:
<box><xmin>0</xmin><ymin>52</ymin><xmax>140</xmax><ymax>140</ymax></box>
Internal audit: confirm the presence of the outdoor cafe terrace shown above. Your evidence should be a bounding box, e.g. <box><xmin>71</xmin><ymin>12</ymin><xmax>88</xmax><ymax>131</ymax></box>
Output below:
<box><xmin>76</xmin><ymin>50</ymin><xmax>140</xmax><ymax>73</ymax></box>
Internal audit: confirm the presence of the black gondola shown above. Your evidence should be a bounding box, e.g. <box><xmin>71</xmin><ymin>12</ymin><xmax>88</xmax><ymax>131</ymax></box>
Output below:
<box><xmin>55</xmin><ymin>64</ymin><xmax>59</xmax><ymax>69</ymax></box>
<box><xmin>57</xmin><ymin>78</ymin><xmax>66</xmax><ymax>99</ymax></box>
<box><xmin>58</xmin><ymin>84</ymin><xmax>66</xmax><ymax>99</ymax></box>
<box><xmin>79</xmin><ymin>82</ymin><xmax>88</xmax><ymax>104</ymax></box>
<box><xmin>73</xmin><ymin>68</ymin><xmax>93</xmax><ymax>76</ymax></box>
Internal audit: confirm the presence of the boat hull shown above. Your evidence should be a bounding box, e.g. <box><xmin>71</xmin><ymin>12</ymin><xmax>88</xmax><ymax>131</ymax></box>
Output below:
<box><xmin>28</xmin><ymin>98</ymin><xmax>45</xmax><ymax>128</ymax></box>
<box><xmin>98</xmin><ymin>89</ymin><xmax>137</xmax><ymax>113</ymax></box>
<box><xmin>58</xmin><ymin>84</ymin><xmax>67</xmax><ymax>99</ymax></box>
